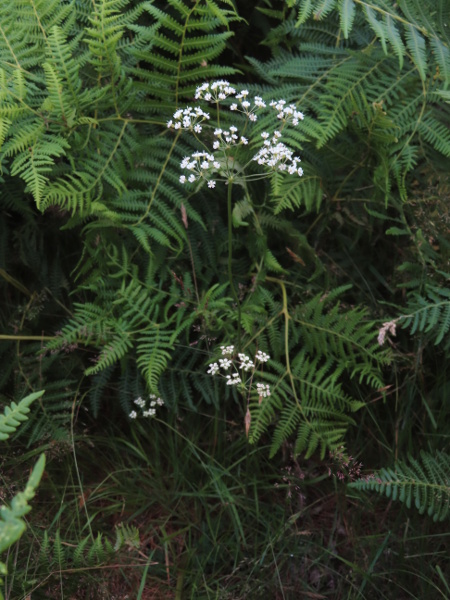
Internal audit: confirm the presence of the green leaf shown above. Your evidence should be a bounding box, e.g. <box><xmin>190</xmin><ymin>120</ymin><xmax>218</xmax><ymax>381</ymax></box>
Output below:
<box><xmin>340</xmin><ymin>0</ymin><xmax>356</xmax><ymax>39</ymax></box>
<box><xmin>0</xmin><ymin>391</ymin><xmax>44</xmax><ymax>441</ymax></box>
<box><xmin>405</xmin><ymin>24</ymin><xmax>427</xmax><ymax>80</ymax></box>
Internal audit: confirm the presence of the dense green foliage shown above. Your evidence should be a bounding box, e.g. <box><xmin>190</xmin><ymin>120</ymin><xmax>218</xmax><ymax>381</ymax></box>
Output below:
<box><xmin>0</xmin><ymin>0</ymin><xmax>449</xmax><ymax>597</ymax></box>
<box><xmin>0</xmin><ymin>391</ymin><xmax>45</xmax><ymax>594</ymax></box>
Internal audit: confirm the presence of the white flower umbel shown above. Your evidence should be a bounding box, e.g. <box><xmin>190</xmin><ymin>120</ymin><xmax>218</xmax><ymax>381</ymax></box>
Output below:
<box><xmin>179</xmin><ymin>151</ymin><xmax>217</xmax><ymax>186</ymax></box>
<box><xmin>207</xmin><ymin>345</ymin><xmax>271</xmax><ymax>398</ymax></box>
<box><xmin>221</xmin><ymin>345</ymin><xmax>235</xmax><ymax>356</ymax></box>
<box><xmin>238</xmin><ymin>353</ymin><xmax>254</xmax><ymax>372</ymax></box>
<box><xmin>207</xmin><ymin>343</ymin><xmax>272</xmax><ymax>435</ymax></box>
<box><xmin>269</xmin><ymin>100</ymin><xmax>304</xmax><ymax>126</ymax></box>
<box><xmin>253</xmin><ymin>132</ymin><xmax>303</xmax><ymax>176</ymax></box>
<box><xmin>207</xmin><ymin>362</ymin><xmax>220</xmax><ymax>375</ymax></box>
<box><xmin>226</xmin><ymin>373</ymin><xmax>242</xmax><ymax>386</ymax></box>
<box><xmin>167</xmin><ymin>106</ymin><xmax>210</xmax><ymax>131</ymax></box>
<box><xmin>168</xmin><ymin>81</ymin><xmax>305</xmax><ymax>189</ymax></box>
<box><xmin>255</xmin><ymin>350</ymin><xmax>270</xmax><ymax>363</ymax></box>
<box><xmin>129</xmin><ymin>394</ymin><xmax>165</xmax><ymax>419</ymax></box>
<box><xmin>256</xmin><ymin>383</ymin><xmax>271</xmax><ymax>398</ymax></box>
<box><xmin>134</xmin><ymin>396</ymin><xmax>146</xmax><ymax>408</ymax></box>
<box><xmin>195</xmin><ymin>80</ymin><xmax>237</xmax><ymax>102</ymax></box>
<box><xmin>219</xmin><ymin>358</ymin><xmax>232</xmax><ymax>370</ymax></box>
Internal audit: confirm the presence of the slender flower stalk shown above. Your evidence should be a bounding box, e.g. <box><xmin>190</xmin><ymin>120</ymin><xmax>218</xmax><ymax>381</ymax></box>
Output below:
<box><xmin>226</xmin><ymin>181</ymin><xmax>241</xmax><ymax>348</ymax></box>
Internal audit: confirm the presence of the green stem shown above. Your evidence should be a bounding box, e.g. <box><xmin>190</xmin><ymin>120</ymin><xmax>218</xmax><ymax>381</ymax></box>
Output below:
<box><xmin>227</xmin><ymin>180</ymin><xmax>241</xmax><ymax>349</ymax></box>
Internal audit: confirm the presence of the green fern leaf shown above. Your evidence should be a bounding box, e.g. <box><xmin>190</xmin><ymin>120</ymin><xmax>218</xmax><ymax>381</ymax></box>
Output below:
<box><xmin>405</xmin><ymin>24</ymin><xmax>427</xmax><ymax>80</ymax></box>
<box><xmin>350</xmin><ymin>451</ymin><xmax>450</xmax><ymax>522</ymax></box>
<box><xmin>340</xmin><ymin>0</ymin><xmax>356</xmax><ymax>39</ymax></box>
<box><xmin>0</xmin><ymin>390</ymin><xmax>44</xmax><ymax>441</ymax></box>
<box><xmin>384</xmin><ymin>14</ymin><xmax>405</xmax><ymax>69</ymax></box>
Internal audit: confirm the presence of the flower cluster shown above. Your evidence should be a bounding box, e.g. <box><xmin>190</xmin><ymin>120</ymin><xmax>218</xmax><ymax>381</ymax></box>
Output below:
<box><xmin>212</xmin><ymin>126</ymin><xmax>248</xmax><ymax>149</ymax></box>
<box><xmin>221</xmin><ymin>345</ymin><xmax>235</xmax><ymax>355</ymax></box>
<box><xmin>180</xmin><ymin>151</ymin><xmax>220</xmax><ymax>187</ymax></box>
<box><xmin>255</xmin><ymin>350</ymin><xmax>270</xmax><ymax>362</ymax></box>
<box><xmin>269</xmin><ymin>100</ymin><xmax>304</xmax><ymax>126</ymax></box>
<box><xmin>167</xmin><ymin>106</ymin><xmax>210</xmax><ymax>132</ymax></box>
<box><xmin>129</xmin><ymin>394</ymin><xmax>165</xmax><ymax>419</ymax></box>
<box><xmin>230</xmin><ymin>91</ymin><xmax>266</xmax><ymax>122</ymax></box>
<box><xmin>238</xmin><ymin>353</ymin><xmax>254</xmax><ymax>371</ymax></box>
<box><xmin>195</xmin><ymin>80</ymin><xmax>237</xmax><ymax>102</ymax></box>
<box><xmin>253</xmin><ymin>132</ymin><xmax>303</xmax><ymax>176</ymax></box>
<box><xmin>207</xmin><ymin>345</ymin><xmax>271</xmax><ymax>395</ymax></box>
<box><xmin>167</xmin><ymin>80</ymin><xmax>305</xmax><ymax>189</ymax></box>
<box><xmin>256</xmin><ymin>383</ymin><xmax>271</xmax><ymax>398</ymax></box>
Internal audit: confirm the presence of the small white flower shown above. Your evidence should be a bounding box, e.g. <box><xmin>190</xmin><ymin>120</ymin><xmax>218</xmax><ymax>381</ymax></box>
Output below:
<box><xmin>188</xmin><ymin>174</ymin><xmax>196</xmax><ymax>183</ymax></box>
<box><xmin>129</xmin><ymin>410</ymin><xmax>137</xmax><ymax>419</ymax></box>
<box><xmin>256</xmin><ymin>383</ymin><xmax>271</xmax><ymax>398</ymax></box>
<box><xmin>208</xmin><ymin>180</ymin><xmax>216</xmax><ymax>188</ymax></box>
<box><xmin>221</xmin><ymin>345</ymin><xmax>234</xmax><ymax>355</ymax></box>
<box><xmin>230</xmin><ymin>103</ymin><xmax>238</xmax><ymax>111</ymax></box>
<box><xmin>180</xmin><ymin>175</ymin><xmax>186</xmax><ymax>183</ymax></box>
<box><xmin>255</xmin><ymin>350</ymin><xmax>270</xmax><ymax>362</ymax></box>
<box><xmin>226</xmin><ymin>373</ymin><xmax>241</xmax><ymax>385</ymax></box>
<box><xmin>207</xmin><ymin>362</ymin><xmax>220</xmax><ymax>375</ymax></box>
<box><xmin>219</xmin><ymin>358</ymin><xmax>232</xmax><ymax>369</ymax></box>
<box><xmin>194</xmin><ymin>124</ymin><xmax>202</xmax><ymax>133</ymax></box>
<box><xmin>240</xmin><ymin>136</ymin><xmax>248</xmax><ymax>145</ymax></box>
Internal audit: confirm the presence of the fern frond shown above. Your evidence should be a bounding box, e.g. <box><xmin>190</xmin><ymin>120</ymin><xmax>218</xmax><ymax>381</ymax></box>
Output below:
<box><xmin>294</xmin><ymin>289</ymin><xmax>389</xmax><ymax>385</ymax></box>
<box><xmin>37</xmin><ymin>529</ymin><xmax>115</xmax><ymax>571</ymax></box>
<box><xmin>250</xmin><ymin>353</ymin><xmax>359</xmax><ymax>459</ymax></box>
<box><xmin>349</xmin><ymin>451</ymin><xmax>450</xmax><ymax>522</ymax></box>
<box><xmin>0</xmin><ymin>390</ymin><xmax>44</xmax><ymax>440</ymax></box>
<box><xmin>399</xmin><ymin>285</ymin><xmax>450</xmax><ymax>346</ymax></box>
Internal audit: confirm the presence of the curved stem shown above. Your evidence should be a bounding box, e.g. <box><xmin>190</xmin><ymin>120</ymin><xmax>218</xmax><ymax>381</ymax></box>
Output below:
<box><xmin>227</xmin><ymin>181</ymin><xmax>241</xmax><ymax>349</ymax></box>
